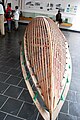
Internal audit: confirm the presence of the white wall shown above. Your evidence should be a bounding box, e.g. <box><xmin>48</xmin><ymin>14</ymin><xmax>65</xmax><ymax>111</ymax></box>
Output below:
<box><xmin>61</xmin><ymin>0</ymin><xmax>80</xmax><ymax>31</ymax></box>
<box><xmin>4</xmin><ymin>0</ymin><xmax>19</xmax><ymax>10</ymax></box>
<box><xmin>4</xmin><ymin>0</ymin><xmax>80</xmax><ymax>31</ymax></box>
<box><xmin>21</xmin><ymin>0</ymin><xmax>80</xmax><ymax>31</ymax></box>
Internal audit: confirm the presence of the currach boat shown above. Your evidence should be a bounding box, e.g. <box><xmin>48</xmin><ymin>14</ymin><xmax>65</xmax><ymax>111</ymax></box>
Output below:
<box><xmin>20</xmin><ymin>16</ymin><xmax>72</xmax><ymax>120</ymax></box>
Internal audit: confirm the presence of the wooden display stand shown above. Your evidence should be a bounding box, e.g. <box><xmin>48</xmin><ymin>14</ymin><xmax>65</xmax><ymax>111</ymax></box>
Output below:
<box><xmin>19</xmin><ymin>16</ymin><xmax>33</xmax><ymax>21</ymax></box>
<box><xmin>20</xmin><ymin>16</ymin><xmax>72</xmax><ymax>120</ymax></box>
<box><xmin>60</xmin><ymin>22</ymin><xmax>72</xmax><ymax>27</ymax></box>
<box><xmin>19</xmin><ymin>16</ymin><xmax>72</xmax><ymax>27</ymax></box>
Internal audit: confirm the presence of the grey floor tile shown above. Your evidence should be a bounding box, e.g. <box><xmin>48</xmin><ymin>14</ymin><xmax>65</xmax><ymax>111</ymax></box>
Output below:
<box><xmin>70</xmin><ymin>79</ymin><xmax>80</xmax><ymax>92</ymax></box>
<box><xmin>30</xmin><ymin>111</ymin><xmax>38</xmax><ymax>120</ymax></box>
<box><xmin>18</xmin><ymin>79</ymin><xmax>27</xmax><ymax>89</ymax></box>
<box><xmin>37</xmin><ymin>114</ymin><xmax>44</xmax><ymax>120</ymax></box>
<box><xmin>4</xmin><ymin>85</ymin><xmax>23</xmax><ymax>98</ymax></box>
<box><xmin>78</xmin><ymin>117</ymin><xmax>80</xmax><ymax>120</ymax></box>
<box><xmin>7</xmin><ymin>68</ymin><xmax>21</xmax><ymax>76</ymax></box>
<box><xmin>0</xmin><ymin>111</ymin><xmax>6</xmax><ymax>120</ymax></box>
<box><xmin>0</xmin><ymin>73</ymin><xmax>10</xmax><ymax>82</ymax></box>
<box><xmin>18</xmin><ymin>72</ymin><xmax>23</xmax><ymax>78</ymax></box>
<box><xmin>76</xmin><ymin>92</ymin><xmax>80</xmax><ymax>103</ymax></box>
<box><xmin>0</xmin><ymin>82</ymin><xmax>9</xmax><ymax>94</ymax></box>
<box><xmin>0</xmin><ymin>94</ymin><xmax>8</xmax><ymax>108</ymax></box>
<box><xmin>1</xmin><ymin>98</ymin><xmax>23</xmax><ymax>115</ymax></box>
<box><xmin>0</xmin><ymin>66</ymin><xmax>11</xmax><ymax>73</ymax></box>
<box><xmin>5</xmin><ymin>115</ymin><xmax>25</xmax><ymax>120</ymax></box>
<box><xmin>18</xmin><ymin>102</ymin><xmax>38</xmax><ymax>120</ymax></box>
<box><xmin>5</xmin><ymin>75</ymin><xmax>22</xmax><ymax>85</ymax></box>
<box><xmin>69</xmin><ymin>101</ymin><xmax>80</xmax><ymax>117</ymax></box>
<box><xmin>18</xmin><ymin>89</ymin><xmax>33</xmax><ymax>103</ymax></box>
<box><xmin>6</xmin><ymin>58</ymin><xmax>18</xmax><ymax>67</ymax></box>
<box><xmin>66</xmin><ymin>90</ymin><xmax>76</xmax><ymax>102</ymax></box>
<box><xmin>60</xmin><ymin>100</ymin><xmax>68</xmax><ymax>114</ymax></box>
<box><xmin>58</xmin><ymin>113</ymin><xmax>77</xmax><ymax>120</ymax></box>
<box><xmin>71</xmin><ymin>72</ymin><xmax>80</xmax><ymax>83</ymax></box>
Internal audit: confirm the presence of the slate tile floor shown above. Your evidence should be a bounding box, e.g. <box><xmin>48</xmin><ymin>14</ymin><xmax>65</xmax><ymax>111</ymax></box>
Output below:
<box><xmin>0</xmin><ymin>24</ymin><xmax>80</xmax><ymax>120</ymax></box>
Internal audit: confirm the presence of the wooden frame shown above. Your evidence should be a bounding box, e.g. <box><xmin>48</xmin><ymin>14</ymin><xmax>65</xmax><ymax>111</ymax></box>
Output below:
<box><xmin>20</xmin><ymin>16</ymin><xmax>72</xmax><ymax>120</ymax></box>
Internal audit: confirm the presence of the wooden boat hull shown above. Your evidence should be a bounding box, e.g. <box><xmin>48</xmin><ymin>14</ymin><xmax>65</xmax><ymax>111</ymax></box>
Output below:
<box><xmin>20</xmin><ymin>16</ymin><xmax>72</xmax><ymax>120</ymax></box>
